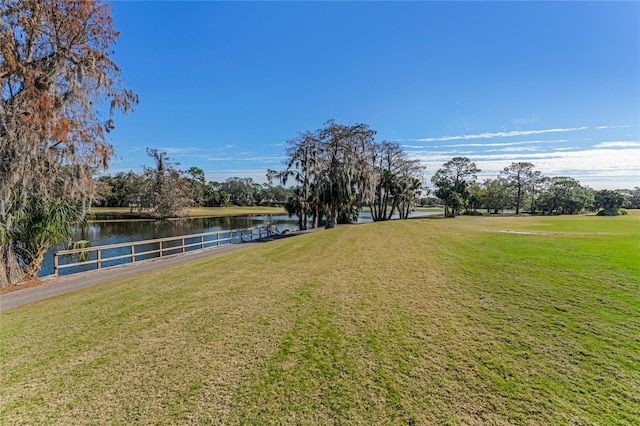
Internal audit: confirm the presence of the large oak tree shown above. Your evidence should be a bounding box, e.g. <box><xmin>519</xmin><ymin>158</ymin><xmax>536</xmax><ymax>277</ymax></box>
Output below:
<box><xmin>0</xmin><ymin>0</ymin><xmax>137</xmax><ymax>286</ymax></box>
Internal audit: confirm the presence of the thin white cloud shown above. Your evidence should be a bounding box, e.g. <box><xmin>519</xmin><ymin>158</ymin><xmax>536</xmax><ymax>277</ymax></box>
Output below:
<box><xmin>204</xmin><ymin>169</ymin><xmax>272</xmax><ymax>184</ymax></box>
<box><xmin>157</xmin><ymin>147</ymin><xmax>200</xmax><ymax>155</ymax></box>
<box><xmin>413</xmin><ymin>147</ymin><xmax>640</xmax><ymax>190</ymax></box>
<box><xmin>204</xmin><ymin>157</ymin><xmax>233</xmax><ymax>161</ymax></box>
<box><xmin>407</xmin><ymin>127</ymin><xmax>588</xmax><ymax>142</ymax></box>
<box><xmin>593</xmin><ymin>141</ymin><xmax>640</xmax><ymax>148</ymax></box>
<box><xmin>596</xmin><ymin>125</ymin><xmax>630</xmax><ymax>130</ymax></box>
<box><xmin>236</xmin><ymin>156</ymin><xmax>286</xmax><ymax>163</ymax></box>
<box><xmin>484</xmin><ymin>147</ymin><xmax>539</xmax><ymax>153</ymax></box>
<box><xmin>435</xmin><ymin>139</ymin><xmax>570</xmax><ymax>148</ymax></box>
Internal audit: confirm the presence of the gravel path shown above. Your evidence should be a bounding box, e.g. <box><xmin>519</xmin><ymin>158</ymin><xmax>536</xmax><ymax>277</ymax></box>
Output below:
<box><xmin>0</xmin><ymin>233</ymin><xmax>301</xmax><ymax>311</ymax></box>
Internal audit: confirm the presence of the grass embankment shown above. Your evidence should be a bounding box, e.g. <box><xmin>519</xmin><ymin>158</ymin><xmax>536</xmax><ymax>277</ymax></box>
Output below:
<box><xmin>1</xmin><ymin>214</ymin><xmax>639</xmax><ymax>424</ymax></box>
<box><xmin>90</xmin><ymin>206</ymin><xmax>286</xmax><ymax>220</ymax></box>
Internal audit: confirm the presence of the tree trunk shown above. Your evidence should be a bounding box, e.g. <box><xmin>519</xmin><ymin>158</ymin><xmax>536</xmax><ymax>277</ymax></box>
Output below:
<box><xmin>325</xmin><ymin>204</ymin><xmax>338</xmax><ymax>229</ymax></box>
<box><xmin>0</xmin><ymin>243</ymin><xmax>28</xmax><ymax>288</ymax></box>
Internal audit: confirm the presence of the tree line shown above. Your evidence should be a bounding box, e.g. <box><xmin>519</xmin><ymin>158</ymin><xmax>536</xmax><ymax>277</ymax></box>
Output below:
<box><xmin>94</xmin><ymin>149</ymin><xmax>292</xmax><ymax>218</ymax></box>
<box><xmin>428</xmin><ymin>157</ymin><xmax>639</xmax><ymax>218</ymax></box>
<box><xmin>93</xmin><ymin>134</ymin><xmax>639</xmax><ymax>226</ymax></box>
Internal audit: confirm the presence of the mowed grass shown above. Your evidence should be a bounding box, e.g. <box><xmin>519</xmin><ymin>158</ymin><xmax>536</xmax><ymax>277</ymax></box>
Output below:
<box><xmin>1</xmin><ymin>214</ymin><xmax>639</xmax><ymax>424</ymax></box>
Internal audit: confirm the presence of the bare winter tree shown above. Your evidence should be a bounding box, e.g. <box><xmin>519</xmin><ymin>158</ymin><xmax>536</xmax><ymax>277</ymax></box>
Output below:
<box><xmin>0</xmin><ymin>1</ymin><xmax>137</xmax><ymax>286</ymax></box>
<box><xmin>136</xmin><ymin>149</ymin><xmax>193</xmax><ymax>219</ymax></box>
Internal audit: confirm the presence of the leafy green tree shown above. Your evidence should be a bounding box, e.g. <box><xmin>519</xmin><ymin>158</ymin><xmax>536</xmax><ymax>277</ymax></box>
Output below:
<box><xmin>0</xmin><ymin>0</ymin><xmax>137</xmax><ymax>286</ymax></box>
<box><xmin>6</xmin><ymin>197</ymin><xmax>87</xmax><ymax>280</ymax></box>
<box><xmin>465</xmin><ymin>183</ymin><xmax>483</xmax><ymax>215</ymax></box>
<box><xmin>501</xmin><ymin>162</ymin><xmax>539</xmax><ymax>214</ymax></box>
<box><xmin>261</xmin><ymin>172</ymin><xmax>292</xmax><ymax>206</ymax></box>
<box><xmin>431</xmin><ymin>157</ymin><xmax>480</xmax><ymax>217</ymax></box>
<box><xmin>594</xmin><ymin>189</ymin><xmax>625</xmax><ymax>210</ymax></box>
<box><xmin>594</xmin><ymin>189</ymin><xmax>625</xmax><ymax>215</ymax></box>
<box><xmin>619</xmin><ymin>187</ymin><xmax>640</xmax><ymax>209</ymax></box>
<box><xmin>218</xmin><ymin>190</ymin><xmax>231</xmax><ymax>207</ymax></box>
<box><xmin>95</xmin><ymin>172</ymin><xmax>143</xmax><ymax>208</ymax></box>
<box><xmin>187</xmin><ymin>167</ymin><xmax>207</xmax><ymax>207</ymax></box>
<box><xmin>537</xmin><ymin>177</ymin><xmax>594</xmax><ymax>215</ymax></box>
<box><xmin>220</xmin><ymin>177</ymin><xmax>259</xmax><ymax>206</ymax></box>
<box><xmin>480</xmin><ymin>178</ymin><xmax>511</xmax><ymax>214</ymax></box>
<box><xmin>370</xmin><ymin>141</ymin><xmax>423</xmax><ymax>221</ymax></box>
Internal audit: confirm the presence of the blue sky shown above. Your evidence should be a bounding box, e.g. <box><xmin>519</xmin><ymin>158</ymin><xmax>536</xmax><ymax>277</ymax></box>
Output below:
<box><xmin>107</xmin><ymin>1</ymin><xmax>639</xmax><ymax>190</ymax></box>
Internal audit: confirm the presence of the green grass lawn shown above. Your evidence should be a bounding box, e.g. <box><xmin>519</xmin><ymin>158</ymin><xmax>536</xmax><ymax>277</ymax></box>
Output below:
<box><xmin>1</xmin><ymin>214</ymin><xmax>638</xmax><ymax>424</ymax></box>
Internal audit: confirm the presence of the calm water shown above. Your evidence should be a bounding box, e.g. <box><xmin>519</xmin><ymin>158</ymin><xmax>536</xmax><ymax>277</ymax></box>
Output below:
<box><xmin>39</xmin><ymin>211</ymin><xmax>438</xmax><ymax>277</ymax></box>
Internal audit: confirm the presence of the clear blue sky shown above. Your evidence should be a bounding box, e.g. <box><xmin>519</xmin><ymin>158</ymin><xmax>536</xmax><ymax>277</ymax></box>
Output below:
<box><xmin>107</xmin><ymin>1</ymin><xmax>639</xmax><ymax>190</ymax></box>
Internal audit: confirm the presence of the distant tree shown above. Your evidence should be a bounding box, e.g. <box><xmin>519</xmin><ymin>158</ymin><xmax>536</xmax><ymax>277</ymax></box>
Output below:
<box><xmin>141</xmin><ymin>149</ymin><xmax>192</xmax><ymax>218</ymax></box>
<box><xmin>218</xmin><ymin>190</ymin><xmax>231</xmax><ymax>207</ymax></box>
<box><xmin>501</xmin><ymin>162</ymin><xmax>539</xmax><ymax>214</ymax></box>
<box><xmin>370</xmin><ymin>141</ymin><xmax>423</xmax><ymax>221</ymax></box>
<box><xmin>262</xmin><ymin>172</ymin><xmax>291</xmax><ymax>206</ymax></box>
<box><xmin>620</xmin><ymin>187</ymin><xmax>640</xmax><ymax>209</ymax></box>
<box><xmin>187</xmin><ymin>167</ymin><xmax>207</xmax><ymax>206</ymax></box>
<box><xmin>465</xmin><ymin>183</ymin><xmax>483</xmax><ymax>215</ymax></box>
<box><xmin>204</xmin><ymin>181</ymin><xmax>219</xmax><ymax>207</ymax></box>
<box><xmin>0</xmin><ymin>0</ymin><xmax>137</xmax><ymax>286</ymax></box>
<box><xmin>220</xmin><ymin>177</ymin><xmax>258</xmax><ymax>206</ymax></box>
<box><xmin>537</xmin><ymin>177</ymin><xmax>594</xmax><ymax>215</ymax></box>
<box><xmin>431</xmin><ymin>157</ymin><xmax>480</xmax><ymax>217</ymax></box>
<box><xmin>527</xmin><ymin>171</ymin><xmax>546</xmax><ymax>214</ymax></box>
<box><xmin>594</xmin><ymin>189</ymin><xmax>626</xmax><ymax>215</ymax></box>
<box><xmin>594</xmin><ymin>189</ymin><xmax>625</xmax><ymax>210</ymax></box>
<box><xmin>419</xmin><ymin>195</ymin><xmax>440</xmax><ymax>207</ymax></box>
<box><xmin>94</xmin><ymin>172</ymin><xmax>143</xmax><ymax>208</ymax></box>
<box><xmin>480</xmin><ymin>178</ymin><xmax>511</xmax><ymax>214</ymax></box>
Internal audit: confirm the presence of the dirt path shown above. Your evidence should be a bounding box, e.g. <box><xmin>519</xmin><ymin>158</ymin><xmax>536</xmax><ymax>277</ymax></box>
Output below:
<box><xmin>0</xmin><ymin>232</ymin><xmax>307</xmax><ymax>311</ymax></box>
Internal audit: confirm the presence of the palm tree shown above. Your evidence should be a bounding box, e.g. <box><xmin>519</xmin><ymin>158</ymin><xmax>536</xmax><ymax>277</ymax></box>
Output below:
<box><xmin>1</xmin><ymin>197</ymin><xmax>87</xmax><ymax>286</ymax></box>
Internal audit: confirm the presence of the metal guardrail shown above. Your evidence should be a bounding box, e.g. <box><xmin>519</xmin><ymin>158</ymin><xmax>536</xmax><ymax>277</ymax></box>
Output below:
<box><xmin>52</xmin><ymin>225</ymin><xmax>277</xmax><ymax>277</ymax></box>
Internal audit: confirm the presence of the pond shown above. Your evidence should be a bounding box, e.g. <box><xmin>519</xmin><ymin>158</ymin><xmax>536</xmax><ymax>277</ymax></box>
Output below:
<box><xmin>39</xmin><ymin>210</ymin><xmax>440</xmax><ymax>277</ymax></box>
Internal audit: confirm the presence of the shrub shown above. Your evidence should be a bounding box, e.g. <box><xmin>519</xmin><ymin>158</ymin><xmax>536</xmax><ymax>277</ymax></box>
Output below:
<box><xmin>597</xmin><ymin>208</ymin><xmax>628</xmax><ymax>216</ymax></box>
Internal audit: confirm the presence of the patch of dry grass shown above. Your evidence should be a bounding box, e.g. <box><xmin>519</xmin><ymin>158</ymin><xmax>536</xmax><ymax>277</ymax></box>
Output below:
<box><xmin>1</xmin><ymin>215</ymin><xmax>638</xmax><ymax>424</ymax></box>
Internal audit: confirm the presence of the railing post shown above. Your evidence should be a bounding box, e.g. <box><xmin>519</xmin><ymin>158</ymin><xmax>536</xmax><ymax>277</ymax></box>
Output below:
<box><xmin>132</xmin><ymin>244</ymin><xmax>135</xmax><ymax>263</ymax></box>
<box><xmin>54</xmin><ymin>254</ymin><xmax>59</xmax><ymax>277</ymax></box>
<box><xmin>182</xmin><ymin>238</ymin><xmax>185</xmax><ymax>253</ymax></box>
<box><xmin>97</xmin><ymin>249</ymin><xmax>102</xmax><ymax>270</ymax></box>
<box><xmin>201</xmin><ymin>235</ymin><xmax>204</xmax><ymax>249</ymax></box>
<box><xmin>160</xmin><ymin>241</ymin><xmax>163</xmax><ymax>257</ymax></box>
<box><xmin>217</xmin><ymin>233</ymin><xmax>220</xmax><ymax>246</ymax></box>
